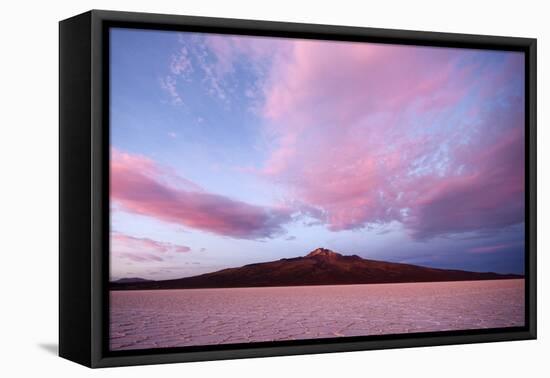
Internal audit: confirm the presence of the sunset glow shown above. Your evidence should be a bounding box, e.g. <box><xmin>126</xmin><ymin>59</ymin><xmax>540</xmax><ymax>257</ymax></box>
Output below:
<box><xmin>110</xmin><ymin>29</ymin><xmax>525</xmax><ymax>281</ymax></box>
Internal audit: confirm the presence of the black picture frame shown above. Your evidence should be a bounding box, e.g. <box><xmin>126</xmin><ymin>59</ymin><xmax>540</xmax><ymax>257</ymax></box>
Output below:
<box><xmin>59</xmin><ymin>9</ymin><xmax>537</xmax><ymax>368</ymax></box>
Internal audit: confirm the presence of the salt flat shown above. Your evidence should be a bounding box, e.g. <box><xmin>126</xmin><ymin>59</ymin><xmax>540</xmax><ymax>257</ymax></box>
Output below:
<box><xmin>110</xmin><ymin>279</ymin><xmax>524</xmax><ymax>351</ymax></box>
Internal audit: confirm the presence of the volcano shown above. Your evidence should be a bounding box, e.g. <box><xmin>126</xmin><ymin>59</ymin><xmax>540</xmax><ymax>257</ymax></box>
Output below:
<box><xmin>110</xmin><ymin>247</ymin><xmax>522</xmax><ymax>290</ymax></box>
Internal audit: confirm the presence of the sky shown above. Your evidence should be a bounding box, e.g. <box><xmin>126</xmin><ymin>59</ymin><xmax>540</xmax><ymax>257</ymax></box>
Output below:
<box><xmin>109</xmin><ymin>27</ymin><xmax>526</xmax><ymax>281</ymax></box>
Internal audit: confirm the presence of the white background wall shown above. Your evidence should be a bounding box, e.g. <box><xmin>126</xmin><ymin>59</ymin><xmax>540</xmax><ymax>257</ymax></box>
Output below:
<box><xmin>0</xmin><ymin>0</ymin><xmax>547</xmax><ymax>376</ymax></box>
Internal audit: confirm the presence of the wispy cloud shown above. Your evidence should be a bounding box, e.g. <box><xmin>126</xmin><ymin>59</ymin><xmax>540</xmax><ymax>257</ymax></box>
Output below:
<box><xmin>159</xmin><ymin>75</ymin><xmax>183</xmax><ymax>105</ymax></box>
<box><xmin>468</xmin><ymin>243</ymin><xmax>518</xmax><ymax>254</ymax></box>
<box><xmin>168</xmin><ymin>33</ymin><xmax>284</xmax><ymax>106</ymax></box>
<box><xmin>159</xmin><ymin>46</ymin><xmax>194</xmax><ymax>105</ymax></box>
<box><xmin>170</xmin><ymin>46</ymin><xmax>193</xmax><ymax>76</ymax></box>
<box><xmin>111</xmin><ymin>232</ymin><xmax>192</xmax><ymax>263</ymax></box>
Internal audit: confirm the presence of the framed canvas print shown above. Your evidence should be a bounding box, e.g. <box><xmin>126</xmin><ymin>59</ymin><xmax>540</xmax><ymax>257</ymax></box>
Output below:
<box><xmin>59</xmin><ymin>10</ymin><xmax>537</xmax><ymax>368</ymax></box>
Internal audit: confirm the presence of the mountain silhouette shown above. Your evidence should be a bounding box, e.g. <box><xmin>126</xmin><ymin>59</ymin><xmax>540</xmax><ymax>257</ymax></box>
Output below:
<box><xmin>110</xmin><ymin>247</ymin><xmax>522</xmax><ymax>290</ymax></box>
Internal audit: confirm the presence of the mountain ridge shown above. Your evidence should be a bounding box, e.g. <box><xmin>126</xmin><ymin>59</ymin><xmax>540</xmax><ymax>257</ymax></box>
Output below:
<box><xmin>110</xmin><ymin>247</ymin><xmax>522</xmax><ymax>290</ymax></box>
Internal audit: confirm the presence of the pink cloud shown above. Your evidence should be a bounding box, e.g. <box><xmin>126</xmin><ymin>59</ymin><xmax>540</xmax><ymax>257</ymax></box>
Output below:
<box><xmin>250</xmin><ymin>40</ymin><xmax>524</xmax><ymax>239</ymax></box>
<box><xmin>159</xmin><ymin>36</ymin><xmax>524</xmax><ymax>240</ymax></box>
<box><xmin>111</xmin><ymin>149</ymin><xmax>292</xmax><ymax>239</ymax></box>
<box><xmin>111</xmin><ymin>232</ymin><xmax>192</xmax><ymax>262</ymax></box>
<box><xmin>406</xmin><ymin>126</ymin><xmax>524</xmax><ymax>239</ymax></box>
<box><xmin>174</xmin><ymin>245</ymin><xmax>192</xmax><ymax>253</ymax></box>
<box><xmin>262</xmin><ymin>41</ymin><xmax>468</xmax><ymax>125</ymax></box>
